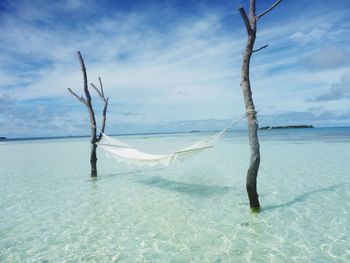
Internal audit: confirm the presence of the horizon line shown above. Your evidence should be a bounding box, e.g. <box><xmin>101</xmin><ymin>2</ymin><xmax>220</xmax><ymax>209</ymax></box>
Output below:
<box><xmin>1</xmin><ymin>125</ymin><xmax>350</xmax><ymax>142</ymax></box>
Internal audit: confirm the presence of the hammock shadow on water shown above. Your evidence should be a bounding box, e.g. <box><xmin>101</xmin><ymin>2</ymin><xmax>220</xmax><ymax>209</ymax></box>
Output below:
<box><xmin>262</xmin><ymin>183</ymin><xmax>349</xmax><ymax>212</ymax></box>
<box><xmin>88</xmin><ymin>170</ymin><xmax>144</xmax><ymax>182</ymax></box>
<box><xmin>138</xmin><ymin>176</ymin><xmax>233</xmax><ymax>197</ymax></box>
<box><xmin>88</xmin><ymin>167</ymin><xmax>167</xmax><ymax>181</ymax></box>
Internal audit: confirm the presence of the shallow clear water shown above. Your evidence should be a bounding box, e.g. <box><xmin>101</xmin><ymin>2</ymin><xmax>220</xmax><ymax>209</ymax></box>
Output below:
<box><xmin>1</xmin><ymin>128</ymin><xmax>349</xmax><ymax>262</ymax></box>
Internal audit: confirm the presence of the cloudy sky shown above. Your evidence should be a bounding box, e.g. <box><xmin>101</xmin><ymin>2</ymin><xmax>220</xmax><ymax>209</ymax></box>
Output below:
<box><xmin>0</xmin><ymin>0</ymin><xmax>350</xmax><ymax>137</ymax></box>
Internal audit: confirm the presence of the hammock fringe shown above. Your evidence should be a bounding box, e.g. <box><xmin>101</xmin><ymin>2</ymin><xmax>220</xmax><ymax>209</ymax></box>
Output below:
<box><xmin>96</xmin><ymin>114</ymin><xmax>247</xmax><ymax>167</ymax></box>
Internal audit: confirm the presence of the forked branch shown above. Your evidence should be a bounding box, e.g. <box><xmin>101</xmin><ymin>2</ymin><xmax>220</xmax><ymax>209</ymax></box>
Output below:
<box><xmin>239</xmin><ymin>6</ymin><xmax>253</xmax><ymax>35</ymax></box>
<box><xmin>90</xmin><ymin>77</ymin><xmax>109</xmax><ymax>141</ymax></box>
<box><xmin>90</xmin><ymin>77</ymin><xmax>108</xmax><ymax>103</ymax></box>
<box><xmin>257</xmin><ymin>0</ymin><xmax>282</xmax><ymax>20</ymax></box>
<box><xmin>90</xmin><ymin>83</ymin><xmax>103</xmax><ymax>100</ymax></box>
<box><xmin>67</xmin><ymin>51</ymin><xmax>109</xmax><ymax>177</ymax></box>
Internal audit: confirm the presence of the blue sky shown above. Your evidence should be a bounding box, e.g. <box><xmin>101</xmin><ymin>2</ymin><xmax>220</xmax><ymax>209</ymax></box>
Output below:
<box><xmin>0</xmin><ymin>0</ymin><xmax>350</xmax><ymax>137</ymax></box>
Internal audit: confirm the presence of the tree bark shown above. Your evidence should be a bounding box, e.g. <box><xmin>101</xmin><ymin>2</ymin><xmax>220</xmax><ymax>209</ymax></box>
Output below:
<box><xmin>92</xmin><ymin>78</ymin><xmax>109</xmax><ymax>142</ymax></box>
<box><xmin>238</xmin><ymin>0</ymin><xmax>282</xmax><ymax>210</ymax></box>
<box><xmin>77</xmin><ymin>52</ymin><xmax>98</xmax><ymax>177</ymax></box>
<box><xmin>68</xmin><ymin>52</ymin><xmax>109</xmax><ymax>178</ymax></box>
<box><xmin>239</xmin><ymin>1</ymin><xmax>260</xmax><ymax>210</ymax></box>
<box><xmin>91</xmin><ymin>143</ymin><xmax>98</xmax><ymax>177</ymax></box>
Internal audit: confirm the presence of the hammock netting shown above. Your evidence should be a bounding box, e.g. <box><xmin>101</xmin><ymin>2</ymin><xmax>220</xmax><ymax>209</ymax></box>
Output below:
<box><xmin>97</xmin><ymin>128</ymin><xmax>229</xmax><ymax>167</ymax></box>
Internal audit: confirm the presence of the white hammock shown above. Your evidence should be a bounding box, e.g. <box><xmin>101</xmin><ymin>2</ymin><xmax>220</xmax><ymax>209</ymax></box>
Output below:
<box><xmin>97</xmin><ymin>114</ymin><xmax>247</xmax><ymax>167</ymax></box>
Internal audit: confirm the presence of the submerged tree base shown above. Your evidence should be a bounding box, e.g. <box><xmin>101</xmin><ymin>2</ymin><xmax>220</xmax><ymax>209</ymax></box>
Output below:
<box><xmin>250</xmin><ymin>206</ymin><xmax>261</xmax><ymax>213</ymax></box>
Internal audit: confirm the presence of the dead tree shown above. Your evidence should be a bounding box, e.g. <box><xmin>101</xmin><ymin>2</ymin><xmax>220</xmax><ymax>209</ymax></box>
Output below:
<box><xmin>238</xmin><ymin>0</ymin><xmax>282</xmax><ymax>210</ymax></box>
<box><xmin>68</xmin><ymin>51</ymin><xmax>109</xmax><ymax>177</ymax></box>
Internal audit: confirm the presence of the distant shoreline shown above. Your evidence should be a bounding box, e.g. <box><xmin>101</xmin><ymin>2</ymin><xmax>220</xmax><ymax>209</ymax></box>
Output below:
<box><xmin>259</xmin><ymin>125</ymin><xmax>314</xmax><ymax>130</ymax></box>
<box><xmin>0</xmin><ymin>131</ymin><xmax>199</xmax><ymax>142</ymax></box>
<box><xmin>2</xmin><ymin>126</ymin><xmax>350</xmax><ymax>142</ymax></box>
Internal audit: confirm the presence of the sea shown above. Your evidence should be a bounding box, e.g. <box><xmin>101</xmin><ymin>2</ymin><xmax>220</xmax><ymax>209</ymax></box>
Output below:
<box><xmin>0</xmin><ymin>127</ymin><xmax>349</xmax><ymax>262</ymax></box>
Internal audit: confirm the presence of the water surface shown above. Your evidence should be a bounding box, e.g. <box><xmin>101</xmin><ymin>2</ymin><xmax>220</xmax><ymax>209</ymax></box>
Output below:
<box><xmin>1</xmin><ymin>128</ymin><xmax>349</xmax><ymax>262</ymax></box>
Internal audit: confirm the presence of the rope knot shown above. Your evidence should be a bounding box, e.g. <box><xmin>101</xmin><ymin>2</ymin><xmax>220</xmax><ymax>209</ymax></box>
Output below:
<box><xmin>246</xmin><ymin>109</ymin><xmax>257</xmax><ymax>116</ymax></box>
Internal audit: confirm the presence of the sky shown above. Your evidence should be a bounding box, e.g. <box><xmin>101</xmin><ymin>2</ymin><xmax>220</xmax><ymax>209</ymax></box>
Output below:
<box><xmin>0</xmin><ymin>0</ymin><xmax>350</xmax><ymax>137</ymax></box>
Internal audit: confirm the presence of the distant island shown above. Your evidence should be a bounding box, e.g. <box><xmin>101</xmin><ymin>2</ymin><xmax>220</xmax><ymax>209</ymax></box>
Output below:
<box><xmin>0</xmin><ymin>137</ymin><xmax>7</xmax><ymax>140</ymax></box>
<box><xmin>259</xmin><ymin>125</ymin><xmax>314</xmax><ymax>130</ymax></box>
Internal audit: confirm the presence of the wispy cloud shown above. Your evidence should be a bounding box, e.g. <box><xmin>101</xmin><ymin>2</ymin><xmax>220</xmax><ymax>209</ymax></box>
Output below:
<box><xmin>0</xmin><ymin>94</ymin><xmax>15</xmax><ymax>112</ymax></box>
<box><xmin>308</xmin><ymin>71</ymin><xmax>350</xmax><ymax>102</ymax></box>
<box><xmin>0</xmin><ymin>94</ymin><xmax>81</xmax><ymax>137</ymax></box>
<box><xmin>301</xmin><ymin>47</ymin><xmax>350</xmax><ymax>71</ymax></box>
<box><xmin>0</xmin><ymin>0</ymin><xmax>350</xmax><ymax>137</ymax></box>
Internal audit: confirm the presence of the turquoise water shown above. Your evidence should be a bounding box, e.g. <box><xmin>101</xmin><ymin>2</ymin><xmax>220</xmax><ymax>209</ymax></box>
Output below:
<box><xmin>1</xmin><ymin>128</ymin><xmax>349</xmax><ymax>262</ymax></box>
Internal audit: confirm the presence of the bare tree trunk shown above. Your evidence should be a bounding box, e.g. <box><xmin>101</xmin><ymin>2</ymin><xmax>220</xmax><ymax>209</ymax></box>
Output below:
<box><xmin>238</xmin><ymin>1</ymin><xmax>260</xmax><ymax>210</ymax></box>
<box><xmin>242</xmin><ymin>69</ymin><xmax>261</xmax><ymax>210</ymax></box>
<box><xmin>79</xmin><ymin>52</ymin><xmax>98</xmax><ymax>177</ymax></box>
<box><xmin>238</xmin><ymin>0</ymin><xmax>282</xmax><ymax>210</ymax></box>
<box><xmin>68</xmin><ymin>52</ymin><xmax>109</xmax><ymax>178</ymax></box>
<box><xmin>91</xmin><ymin>143</ymin><xmax>98</xmax><ymax>177</ymax></box>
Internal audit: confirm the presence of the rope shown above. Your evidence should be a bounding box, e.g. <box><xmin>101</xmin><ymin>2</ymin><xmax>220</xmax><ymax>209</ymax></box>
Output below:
<box><xmin>227</xmin><ymin>110</ymin><xmax>258</xmax><ymax>129</ymax></box>
<box><xmin>91</xmin><ymin>111</ymin><xmax>255</xmax><ymax>142</ymax></box>
<box><xmin>95</xmin><ymin>110</ymin><xmax>262</xmax><ymax>167</ymax></box>
<box><xmin>246</xmin><ymin>109</ymin><xmax>257</xmax><ymax>116</ymax></box>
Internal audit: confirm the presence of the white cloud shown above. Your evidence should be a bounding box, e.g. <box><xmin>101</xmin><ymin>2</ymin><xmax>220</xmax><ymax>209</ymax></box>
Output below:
<box><xmin>289</xmin><ymin>23</ymin><xmax>332</xmax><ymax>45</ymax></box>
<box><xmin>0</xmin><ymin>0</ymin><xmax>350</xmax><ymax>136</ymax></box>
<box><xmin>309</xmin><ymin>71</ymin><xmax>350</xmax><ymax>102</ymax></box>
<box><xmin>301</xmin><ymin>47</ymin><xmax>350</xmax><ymax>70</ymax></box>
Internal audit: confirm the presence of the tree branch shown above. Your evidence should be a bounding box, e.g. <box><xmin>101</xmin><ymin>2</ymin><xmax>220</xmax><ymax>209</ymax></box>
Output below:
<box><xmin>252</xmin><ymin>44</ymin><xmax>269</xmax><ymax>53</ymax></box>
<box><xmin>68</xmin><ymin>88</ymin><xmax>86</xmax><ymax>105</ymax></box>
<box><xmin>99</xmin><ymin>77</ymin><xmax>105</xmax><ymax>98</ymax></box>
<box><xmin>91</xmin><ymin>77</ymin><xmax>108</xmax><ymax>103</ymax></box>
<box><xmin>91</xmin><ymin>77</ymin><xmax>109</xmax><ymax>142</ymax></box>
<box><xmin>239</xmin><ymin>6</ymin><xmax>253</xmax><ymax>35</ymax></box>
<box><xmin>257</xmin><ymin>0</ymin><xmax>282</xmax><ymax>20</ymax></box>
<box><xmin>249</xmin><ymin>0</ymin><xmax>257</xmax><ymax>32</ymax></box>
<box><xmin>97</xmin><ymin>97</ymin><xmax>109</xmax><ymax>142</ymax></box>
<box><xmin>90</xmin><ymin>83</ymin><xmax>103</xmax><ymax>99</ymax></box>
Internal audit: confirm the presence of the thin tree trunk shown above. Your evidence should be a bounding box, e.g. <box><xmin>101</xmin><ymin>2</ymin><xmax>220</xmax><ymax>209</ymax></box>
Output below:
<box><xmin>241</xmin><ymin>40</ymin><xmax>261</xmax><ymax>210</ymax></box>
<box><xmin>238</xmin><ymin>0</ymin><xmax>282</xmax><ymax>209</ymax></box>
<box><xmin>239</xmin><ymin>1</ymin><xmax>260</xmax><ymax>210</ymax></box>
<box><xmin>68</xmin><ymin>52</ymin><xmax>109</xmax><ymax>178</ymax></box>
<box><xmin>91</xmin><ymin>143</ymin><xmax>98</xmax><ymax>177</ymax></box>
<box><xmin>78</xmin><ymin>52</ymin><xmax>98</xmax><ymax>177</ymax></box>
